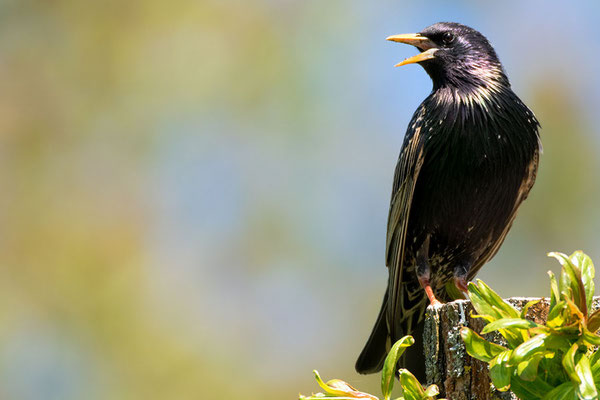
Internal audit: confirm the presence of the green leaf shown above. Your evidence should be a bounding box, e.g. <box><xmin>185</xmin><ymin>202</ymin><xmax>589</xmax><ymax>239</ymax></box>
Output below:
<box><xmin>489</xmin><ymin>350</ymin><xmax>513</xmax><ymax>391</ymax></box>
<box><xmin>562</xmin><ymin>343</ymin><xmax>580</xmax><ymax>384</ymax></box>
<box><xmin>480</xmin><ymin>318</ymin><xmax>538</xmax><ymax>335</ymax></box>
<box><xmin>541</xmin><ymin>382</ymin><xmax>576</xmax><ymax>400</ymax></box>
<box><xmin>398</xmin><ymin>369</ymin><xmax>425</xmax><ymax>400</ymax></box>
<box><xmin>569</xmin><ymin>251</ymin><xmax>595</xmax><ymax>315</ymax></box>
<box><xmin>589</xmin><ymin>348</ymin><xmax>600</xmax><ymax>376</ymax></box>
<box><xmin>539</xmin><ymin>351</ymin><xmax>566</xmax><ymax>383</ymax></box>
<box><xmin>564</xmin><ymin>296</ymin><xmax>586</xmax><ymax>324</ymax></box>
<box><xmin>422</xmin><ymin>384</ymin><xmax>440</xmax><ymax>398</ymax></box>
<box><xmin>550</xmin><ymin>252</ymin><xmax>587</xmax><ymax>318</ymax></box>
<box><xmin>381</xmin><ymin>336</ymin><xmax>415</xmax><ymax>400</ymax></box>
<box><xmin>547</xmin><ymin>300</ymin><xmax>574</xmax><ymax>329</ymax></box>
<box><xmin>313</xmin><ymin>370</ymin><xmax>378</xmax><ymax>400</ymax></box>
<box><xmin>587</xmin><ymin>309</ymin><xmax>600</xmax><ymax>332</ymax></box>
<box><xmin>574</xmin><ymin>355</ymin><xmax>597</xmax><ymax>400</ymax></box>
<box><xmin>510</xmin><ymin>376</ymin><xmax>555</xmax><ymax>399</ymax></box>
<box><xmin>541</xmin><ymin>334</ymin><xmax>573</xmax><ymax>352</ymax></box>
<box><xmin>460</xmin><ymin>327</ymin><xmax>507</xmax><ymax>362</ymax></box>
<box><xmin>521</xmin><ymin>299</ymin><xmax>541</xmax><ymax>319</ymax></box>
<box><xmin>314</xmin><ymin>370</ymin><xmax>335</xmax><ymax>393</ymax></box>
<box><xmin>469</xmin><ymin>313</ymin><xmax>494</xmax><ymax>324</ymax></box>
<box><xmin>467</xmin><ymin>282</ymin><xmax>498</xmax><ymax>319</ymax></box>
<box><xmin>510</xmin><ymin>333</ymin><xmax>550</xmax><ymax>365</ymax></box>
<box><xmin>516</xmin><ymin>353</ymin><xmax>543</xmax><ymax>381</ymax></box>
<box><xmin>444</xmin><ymin>280</ymin><xmax>465</xmax><ymax>301</ymax></box>
<box><xmin>581</xmin><ymin>327</ymin><xmax>600</xmax><ymax>346</ymax></box>
<box><xmin>468</xmin><ymin>281</ymin><xmax>527</xmax><ymax>347</ymax></box>
<box><xmin>468</xmin><ymin>280</ymin><xmax>519</xmax><ymax>320</ymax></box>
<box><xmin>549</xmin><ymin>270</ymin><xmax>561</xmax><ymax>312</ymax></box>
<box><xmin>301</xmin><ymin>397</ymin><xmax>375</xmax><ymax>400</ymax></box>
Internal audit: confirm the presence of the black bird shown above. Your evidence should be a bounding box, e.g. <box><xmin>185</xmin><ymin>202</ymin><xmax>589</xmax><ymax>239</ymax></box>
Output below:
<box><xmin>355</xmin><ymin>22</ymin><xmax>541</xmax><ymax>379</ymax></box>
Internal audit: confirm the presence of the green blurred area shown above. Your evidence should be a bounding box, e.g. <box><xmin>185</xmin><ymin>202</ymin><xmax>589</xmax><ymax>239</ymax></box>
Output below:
<box><xmin>1</xmin><ymin>1</ymin><xmax>600</xmax><ymax>399</ymax></box>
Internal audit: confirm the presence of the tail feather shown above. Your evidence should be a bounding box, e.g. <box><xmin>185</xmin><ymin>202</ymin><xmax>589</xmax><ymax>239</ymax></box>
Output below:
<box><xmin>356</xmin><ymin>298</ymin><xmax>426</xmax><ymax>380</ymax></box>
<box><xmin>355</xmin><ymin>292</ymin><xmax>389</xmax><ymax>374</ymax></box>
<box><xmin>356</xmin><ymin>283</ymin><xmax>431</xmax><ymax>381</ymax></box>
<box><xmin>399</xmin><ymin>322</ymin><xmax>425</xmax><ymax>381</ymax></box>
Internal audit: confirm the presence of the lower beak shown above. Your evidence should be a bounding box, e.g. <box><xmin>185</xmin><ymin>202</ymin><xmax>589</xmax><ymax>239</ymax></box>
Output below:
<box><xmin>386</xmin><ymin>33</ymin><xmax>438</xmax><ymax>67</ymax></box>
<box><xmin>394</xmin><ymin>48</ymin><xmax>438</xmax><ymax>67</ymax></box>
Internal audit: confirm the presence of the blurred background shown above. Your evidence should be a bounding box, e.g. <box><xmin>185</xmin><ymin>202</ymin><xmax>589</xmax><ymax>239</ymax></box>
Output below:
<box><xmin>2</xmin><ymin>0</ymin><xmax>600</xmax><ymax>399</ymax></box>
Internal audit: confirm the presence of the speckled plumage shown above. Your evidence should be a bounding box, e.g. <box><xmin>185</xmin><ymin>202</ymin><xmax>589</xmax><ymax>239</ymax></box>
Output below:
<box><xmin>356</xmin><ymin>22</ymin><xmax>541</xmax><ymax>379</ymax></box>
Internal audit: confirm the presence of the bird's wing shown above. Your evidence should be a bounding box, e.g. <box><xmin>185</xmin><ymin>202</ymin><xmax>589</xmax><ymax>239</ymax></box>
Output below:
<box><xmin>468</xmin><ymin>146</ymin><xmax>540</xmax><ymax>279</ymax></box>
<box><xmin>385</xmin><ymin>107</ymin><xmax>427</xmax><ymax>339</ymax></box>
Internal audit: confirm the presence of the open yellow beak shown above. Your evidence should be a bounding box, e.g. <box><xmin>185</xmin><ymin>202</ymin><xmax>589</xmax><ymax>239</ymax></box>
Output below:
<box><xmin>386</xmin><ymin>33</ymin><xmax>438</xmax><ymax>67</ymax></box>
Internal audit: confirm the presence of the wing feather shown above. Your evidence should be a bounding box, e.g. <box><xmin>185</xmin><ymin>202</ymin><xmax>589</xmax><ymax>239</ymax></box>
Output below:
<box><xmin>385</xmin><ymin>107</ymin><xmax>427</xmax><ymax>340</ymax></box>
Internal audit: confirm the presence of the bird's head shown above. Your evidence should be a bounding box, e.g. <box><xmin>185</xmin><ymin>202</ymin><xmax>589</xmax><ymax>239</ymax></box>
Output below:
<box><xmin>387</xmin><ymin>22</ymin><xmax>509</xmax><ymax>92</ymax></box>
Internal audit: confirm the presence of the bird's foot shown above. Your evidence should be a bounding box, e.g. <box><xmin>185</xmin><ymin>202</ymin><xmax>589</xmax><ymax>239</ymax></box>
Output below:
<box><xmin>429</xmin><ymin>298</ymin><xmax>443</xmax><ymax>308</ymax></box>
<box><xmin>454</xmin><ymin>276</ymin><xmax>470</xmax><ymax>296</ymax></box>
<box><xmin>453</xmin><ymin>262</ymin><xmax>472</xmax><ymax>298</ymax></box>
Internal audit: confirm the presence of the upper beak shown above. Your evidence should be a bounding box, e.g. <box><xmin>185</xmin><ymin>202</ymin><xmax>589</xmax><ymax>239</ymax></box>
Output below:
<box><xmin>386</xmin><ymin>33</ymin><xmax>438</xmax><ymax>67</ymax></box>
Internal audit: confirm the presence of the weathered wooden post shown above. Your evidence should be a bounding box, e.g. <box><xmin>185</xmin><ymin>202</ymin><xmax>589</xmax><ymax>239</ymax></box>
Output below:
<box><xmin>423</xmin><ymin>298</ymin><xmax>556</xmax><ymax>400</ymax></box>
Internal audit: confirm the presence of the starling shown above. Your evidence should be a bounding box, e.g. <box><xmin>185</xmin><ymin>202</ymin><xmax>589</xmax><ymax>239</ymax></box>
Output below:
<box><xmin>355</xmin><ymin>22</ymin><xmax>541</xmax><ymax>379</ymax></box>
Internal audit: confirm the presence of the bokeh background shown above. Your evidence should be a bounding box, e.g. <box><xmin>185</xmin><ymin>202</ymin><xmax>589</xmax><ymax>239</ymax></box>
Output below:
<box><xmin>2</xmin><ymin>1</ymin><xmax>600</xmax><ymax>399</ymax></box>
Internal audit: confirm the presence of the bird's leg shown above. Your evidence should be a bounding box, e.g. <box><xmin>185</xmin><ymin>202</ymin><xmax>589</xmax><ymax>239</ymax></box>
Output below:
<box><xmin>418</xmin><ymin>275</ymin><xmax>442</xmax><ymax>306</ymax></box>
<box><xmin>416</xmin><ymin>235</ymin><xmax>441</xmax><ymax>306</ymax></box>
<box><xmin>453</xmin><ymin>262</ymin><xmax>471</xmax><ymax>296</ymax></box>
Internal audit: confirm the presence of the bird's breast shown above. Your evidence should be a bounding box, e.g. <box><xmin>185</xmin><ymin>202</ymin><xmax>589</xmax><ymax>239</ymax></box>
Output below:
<box><xmin>406</xmin><ymin>105</ymin><xmax>537</xmax><ymax>266</ymax></box>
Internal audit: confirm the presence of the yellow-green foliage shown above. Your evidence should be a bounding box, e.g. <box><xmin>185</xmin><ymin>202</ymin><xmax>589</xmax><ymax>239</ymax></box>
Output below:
<box><xmin>300</xmin><ymin>336</ymin><xmax>444</xmax><ymax>400</ymax></box>
<box><xmin>462</xmin><ymin>251</ymin><xmax>600</xmax><ymax>400</ymax></box>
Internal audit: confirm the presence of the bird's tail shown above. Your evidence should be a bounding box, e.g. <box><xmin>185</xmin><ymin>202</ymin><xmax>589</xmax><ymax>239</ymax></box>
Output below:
<box><xmin>355</xmin><ymin>291</ymin><xmax>389</xmax><ymax>374</ymax></box>
<box><xmin>355</xmin><ymin>286</ymin><xmax>428</xmax><ymax>381</ymax></box>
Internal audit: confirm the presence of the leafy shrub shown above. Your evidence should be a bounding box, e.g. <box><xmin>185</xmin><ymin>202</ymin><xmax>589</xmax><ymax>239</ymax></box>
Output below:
<box><xmin>462</xmin><ymin>251</ymin><xmax>600</xmax><ymax>400</ymax></box>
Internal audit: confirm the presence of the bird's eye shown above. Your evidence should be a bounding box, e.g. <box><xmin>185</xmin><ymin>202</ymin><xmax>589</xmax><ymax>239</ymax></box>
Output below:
<box><xmin>442</xmin><ymin>32</ymin><xmax>454</xmax><ymax>45</ymax></box>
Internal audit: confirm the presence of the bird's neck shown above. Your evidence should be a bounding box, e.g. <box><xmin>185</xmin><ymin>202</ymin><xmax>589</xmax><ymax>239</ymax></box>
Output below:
<box><xmin>427</xmin><ymin>60</ymin><xmax>509</xmax><ymax>101</ymax></box>
<box><xmin>431</xmin><ymin>78</ymin><xmax>512</xmax><ymax>111</ymax></box>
